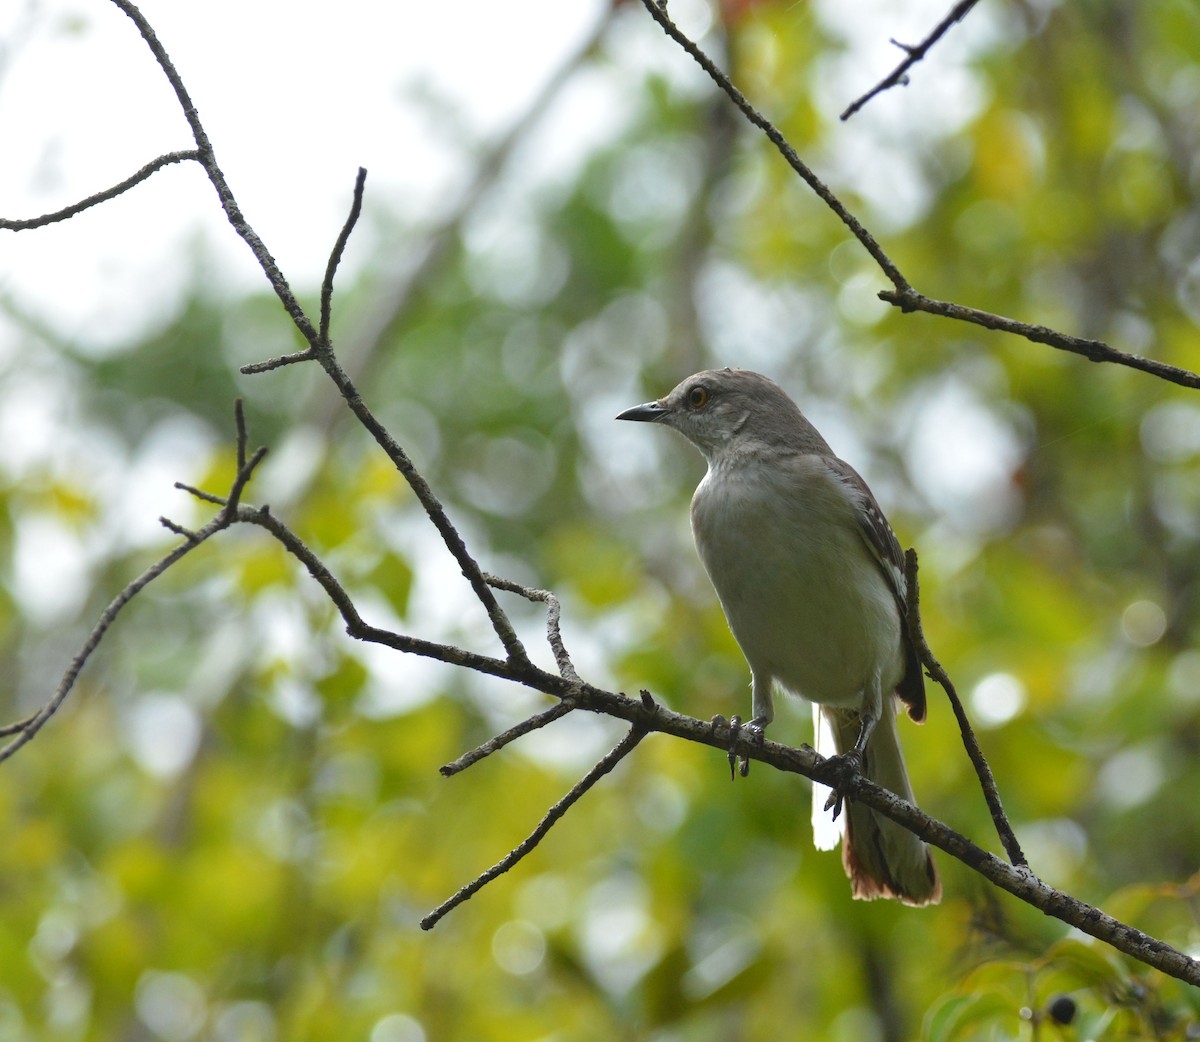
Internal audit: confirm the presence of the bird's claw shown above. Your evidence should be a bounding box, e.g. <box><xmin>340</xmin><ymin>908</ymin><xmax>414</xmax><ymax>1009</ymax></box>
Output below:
<box><xmin>709</xmin><ymin>714</ymin><xmax>736</xmax><ymax>780</ymax></box>
<box><xmin>725</xmin><ymin>714</ymin><xmax>768</xmax><ymax>779</ymax></box>
<box><xmin>821</xmin><ymin>749</ymin><xmax>863</xmax><ymax>821</ymax></box>
<box><xmin>710</xmin><ymin>714</ymin><xmax>769</xmax><ymax>779</ymax></box>
<box><xmin>726</xmin><ymin>715</ymin><xmax>741</xmax><ymax>779</ymax></box>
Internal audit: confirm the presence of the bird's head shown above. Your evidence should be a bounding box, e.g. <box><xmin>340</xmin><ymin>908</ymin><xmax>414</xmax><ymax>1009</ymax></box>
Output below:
<box><xmin>617</xmin><ymin>368</ymin><xmax>824</xmax><ymax>459</ymax></box>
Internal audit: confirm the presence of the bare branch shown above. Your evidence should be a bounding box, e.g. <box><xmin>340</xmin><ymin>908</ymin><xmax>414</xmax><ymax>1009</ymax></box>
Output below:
<box><xmin>231</xmin><ymin>504</ymin><xmax>538</xmax><ymax>687</ymax></box>
<box><xmin>636</xmin><ymin>0</ymin><xmax>907</xmax><ymax>291</ymax></box>
<box><xmin>0</xmin><ymin>150</ymin><xmax>200</xmax><ymax>230</ymax></box>
<box><xmin>905</xmin><ymin>549</ymin><xmax>1027</xmax><ymax>868</ymax></box>
<box><xmin>840</xmin><ymin>0</ymin><xmax>983</xmax><ymax>121</ymax></box>
<box><xmin>296</xmin><ymin>351</ymin><xmax>531</xmax><ymax>665</ymax></box>
<box><xmin>439</xmin><ymin>700</ymin><xmax>576</xmax><ymax>777</ymax></box>
<box><xmin>234</xmin><ymin>397</ymin><xmax>248</xmax><ymax>473</ymax></box>
<box><xmin>0</xmin><ymin>500</ymin><xmax>226</xmax><ymax>763</ymax></box>
<box><xmin>636</xmin><ymin>0</ymin><xmax>1200</xmax><ymax>389</ymax></box>
<box><xmin>0</xmin><ymin>714</ymin><xmax>37</xmax><ymax>738</ymax></box>
<box><xmin>485</xmin><ymin>573</ymin><xmax>581</xmax><ymax>682</ymax></box>
<box><xmin>319</xmin><ymin>167</ymin><xmax>367</xmax><ymax>345</ymax></box>
<box><xmin>881</xmin><ymin>288</ymin><xmax>1200</xmax><ymax>390</ymax></box>
<box><xmin>404</xmin><ymin>672</ymin><xmax>1200</xmax><ymax>983</ymax></box>
<box><xmin>108</xmin><ymin>0</ymin><xmax>320</xmax><ymax>348</ymax></box>
<box><xmin>239</xmin><ymin>349</ymin><xmax>317</xmax><ymax>375</ymax></box>
<box><xmin>173</xmin><ymin>482</ymin><xmax>225</xmax><ymax>506</ymax></box>
<box><xmin>421</xmin><ymin>724</ymin><xmax>646</xmax><ymax>930</ymax></box>
<box><xmin>158</xmin><ymin>516</ymin><xmax>199</xmax><ymax>541</ymax></box>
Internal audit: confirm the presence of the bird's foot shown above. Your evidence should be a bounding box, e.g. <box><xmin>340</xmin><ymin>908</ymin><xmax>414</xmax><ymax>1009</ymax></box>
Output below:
<box><xmin>710</xmin><ymin>714</ymin><xmax>732</xmax><ymax>778</ymax></box>
<box><xmin>820</xmin><ymin>749</ymin><xmax>864</xmax><ymax>821</ymax></box>
<box><xmin>722</xmin><ymin>714</ymin><xmax>768</xmax><ymax>779</ymax></box>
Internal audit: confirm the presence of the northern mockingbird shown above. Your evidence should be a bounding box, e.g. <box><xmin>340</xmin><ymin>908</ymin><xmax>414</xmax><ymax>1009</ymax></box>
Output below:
<box><xmin>618</xmin><ymin>368</ymin><xmax>940</xmax><ymax>905</ymax></box>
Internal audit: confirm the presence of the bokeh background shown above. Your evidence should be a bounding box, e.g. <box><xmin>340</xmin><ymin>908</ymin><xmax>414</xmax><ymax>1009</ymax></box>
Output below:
<box><xmin>3</xmin><ymin>0</ymin><xmax>1200</xmax><ymax>1039</ymax></box>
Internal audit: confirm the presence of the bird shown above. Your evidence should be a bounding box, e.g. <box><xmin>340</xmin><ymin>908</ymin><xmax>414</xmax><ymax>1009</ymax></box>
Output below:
<box><xmin>617</xmin><ymin>367</ymin><xmax>940</xmax><ymax>905</ymax></box>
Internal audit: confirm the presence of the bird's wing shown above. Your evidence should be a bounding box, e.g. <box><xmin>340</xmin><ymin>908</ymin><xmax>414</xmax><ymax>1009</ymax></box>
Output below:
<box><xmin>822</xmin><ymin>456</ymin><xmax>927</xmax><ymax>722</ymax></box>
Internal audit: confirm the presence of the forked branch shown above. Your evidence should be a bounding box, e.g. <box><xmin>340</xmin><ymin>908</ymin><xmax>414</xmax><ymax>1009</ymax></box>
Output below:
<box><xmin>421</xmin><ymin>724</ymin><xmax>647</xmax><ymax>930</ymax></box>
<box><xmin>905</xmin><ymin>549</ymin><xmax>1026</xmax><ymax>868</ymax></box>
<box><xmin>0</xmin><ymin>400</ymin><xmax>266</xmax><ymax>765</ymax></box>
<box><xmin>840</xmin><ymin>0</ymin><xmax>983</xmax><ymax>120</ymax></box>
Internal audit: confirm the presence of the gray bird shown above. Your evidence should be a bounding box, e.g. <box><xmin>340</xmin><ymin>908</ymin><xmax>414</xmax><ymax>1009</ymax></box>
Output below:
<box><xmin>618</xmin><ymin>368</ymin><xmax>940</xmax><ymax>905</ymax></box>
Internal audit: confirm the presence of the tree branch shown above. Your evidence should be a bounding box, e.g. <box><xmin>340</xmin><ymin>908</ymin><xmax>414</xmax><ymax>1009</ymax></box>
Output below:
<box><xmin>636</xmin><ymin>0</ymin><xmax>906</xmax><ymax>290</ymax></box>
<box><xmin>232</xmin><ymin>503</ymin><xmax>540</xmax><ymax>687</ymax></box>
<box><xmin>905</xmin><ymin>549</ymin><xmax>1027</xmax><ymax>868</ymax></box>
<box><xmin>404</xmin><ymin>654</ymin><xmax>1199</xmax><ymax>984</ymax></box>
<box><xmin>0</xmin><ymin>401</ymin><xmax>267</xmax><ymax>764</ymax></box>
<box><xmin>439</xmin><ymin>700</ymin><xmax>576</xmax><ymax>777</ymax></box>
<box><xmin>485</xmin><ymin>573</ymin><xmax>581</xmax><ymax>683</ymax></box>
<box><xmin>421</xmin><ymin>724</ymin><xmax>647</xmax><ymax>930</ymax></box>
<box><xmin>881</xmin><ymin>288</ymin><xmax>1200</xmax><ymax>389</ymax></box>
<box><xmin>108</xmin><ymin>0</ymin><xmax>320</xmax><ymax>348</ymax></box>
<box><xmin>0</xmin><ymin>150</ymin><xmax>200</xmax><ymax>230</ymax></box>
<box><xmin>319</xmin><ymin>166</ymin><xmax>367</xmax><ymax>345</ymax></box>
<box><xmin>840</xmin><ymin>0</ymin><xmax>983</xmax><ymax>121</ymax></box>
<box><xmin>233</xmin><ymin>165</ymin><xmax>531</xmax><ymax>667</ymax></box>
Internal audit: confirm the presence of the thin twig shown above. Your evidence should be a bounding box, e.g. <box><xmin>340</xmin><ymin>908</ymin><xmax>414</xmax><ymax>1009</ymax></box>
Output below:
<box><xmin>173</xmin><ymin>482</ymin><xmax>225</xmax><ymax>506</ymax></box>
<box><xmin>108</xmin><ymin>0</ymin><xmax>320</xmax><ymax>347</ymax></box>
<box><xmin>421</xmin><ymin>724</ymin><xmax>646</xmax><ymax>929</ymax></box>
<box><xmin>439</xmin><ymin>700</ymin><xmax>576</xmax><ymax>777</ymax></box>
<box><xmin>0</xmin><ymin>714</ymin><xmax>36</xmax><ymax>738</ymax></box>
<box><xmin>637</xmin><ymin>0</ymin><xmax>907</xmax><ymax>290</ymax></box>
<box><xmin>881</xmin><ymin>289</ymin><xmax>1200</xmax><ymax>390</ymax></box>
<box><xmin>485</xmin><ymin>573</ymin><xmax>581</xmax><ymax>682</ymax></box>
<box><xmin>319</xmin><ymin>167</ymin><xmax>367</xmax><ymax>345</ymax></box>
<box><xmin>905</xmin><ymin>549</ymin><xmax>1027</xmax><ymax>868</ymax></box>
<box><xmin>284</xmin><ymin>348</ymin><xmax>531</xmax><ymax>666</ymax></box>
<box><xmin>0</xmin><ymin>539</ymin><xmax>201</xmax><ymax>763</ymax></box>
<box><xmin>158</xmin><ymin>517</ymin><xmax>198</xmax><ymax>541</ymax></box>
<box><xmin>0</xmin><ymin>430</ymin><xmax>257</xmax><ymax>764</ymax></box>
<box><xmin>840</xmin><ymin>0</ymin><xmax>982</xmax><ymax>120</ymax></box>
<box><xmin>222</xmin><ymin>403</ymin><xmax>268</xmax><ymax>515</ymax></box>
<box><xmin>234</xmin><ymin>398</ymin><xmax>248</xmax><ymax>474</ymax></box>
<box><xmin>232</xmin><ymin>504</ymin><xmax>539</xmax><ymax>688</ymax></box>
<box><xmin>239</xmin><ymin>349</ymin><xmax>317</xmax><ymax>375</ymax></box>
<box><xmin>0</xmin><ymin>150</ymin><xmax>200</xmax><ymax>230</ymax></box>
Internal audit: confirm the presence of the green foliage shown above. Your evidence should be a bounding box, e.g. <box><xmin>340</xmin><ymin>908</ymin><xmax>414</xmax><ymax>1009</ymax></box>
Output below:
<box><xmin>3</xmin><ymin>1</ymin><xmax>1200</xmax><ymax>1039</ymax></box>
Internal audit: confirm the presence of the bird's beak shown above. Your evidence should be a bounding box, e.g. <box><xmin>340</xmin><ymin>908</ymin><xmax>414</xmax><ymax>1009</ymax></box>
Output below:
<box><xmin>616</xmin><ymin>400</ymin><xmax>669</xmax><ymax>422</ymax></box>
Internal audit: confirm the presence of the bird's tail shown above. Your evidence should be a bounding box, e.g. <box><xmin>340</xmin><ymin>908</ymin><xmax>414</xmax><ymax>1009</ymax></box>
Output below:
<box><xmin>817</xmin><ymin>697</ymin><xmax>941</xmax><ymax>906</ymax></box>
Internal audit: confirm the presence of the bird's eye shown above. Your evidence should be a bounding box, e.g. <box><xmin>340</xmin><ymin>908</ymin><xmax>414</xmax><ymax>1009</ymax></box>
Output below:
<box><xmin>688</xmin><ymin>386</ymin><xmax>709</xmax><ymax>409</ymax></box>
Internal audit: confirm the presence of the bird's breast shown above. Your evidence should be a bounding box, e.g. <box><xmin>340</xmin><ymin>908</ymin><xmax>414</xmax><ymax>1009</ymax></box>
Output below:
<box><xmin>690</xmin><ymin>459</ymin><xmax>901</xmax><ymax>705</ymax></box>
